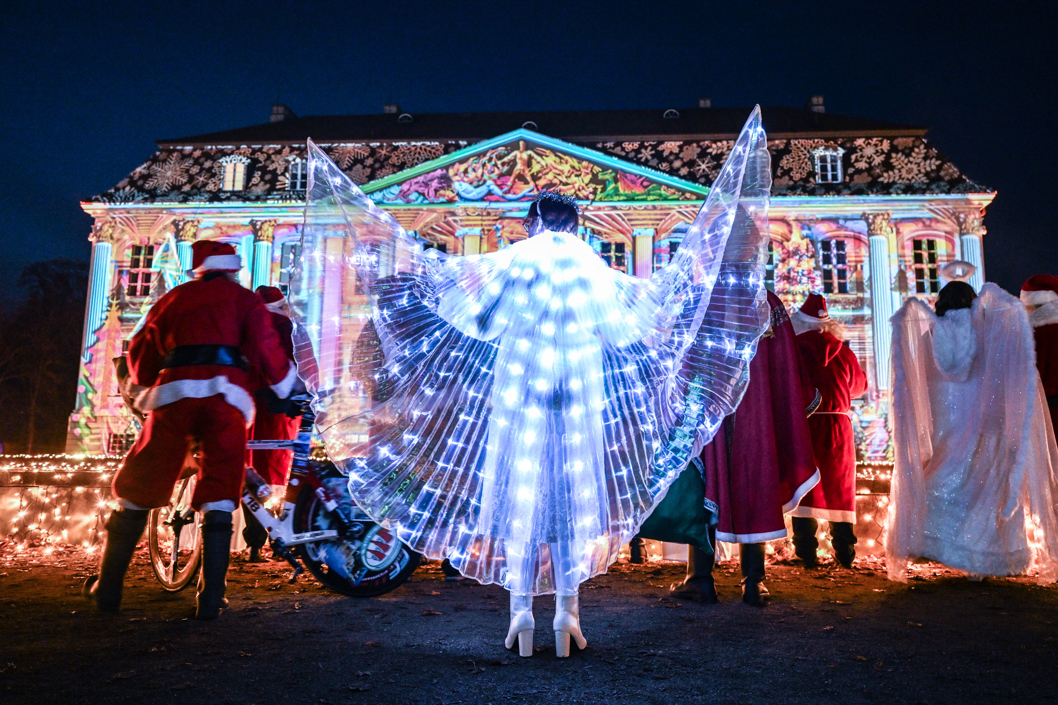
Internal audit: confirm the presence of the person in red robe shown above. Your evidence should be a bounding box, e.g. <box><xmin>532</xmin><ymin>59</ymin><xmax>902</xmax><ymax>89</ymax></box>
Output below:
<box><xmin>672</xmin><ymin>291</ymin><xmax>820</xmax><ymax>605</ymax></box>
<box><xmin>241</xmin><ymin>286</ymin><xmax>302</xmax><ymax>561</ymax></box>
<box><xmin>1021</xmin><ymin>274</ymin><xmax>1058</xmax><ymax>439</ymax></box>
<box><xmin>85</xmin><ymin>241</ymin><xmax>298</xmax><ymax>619</ymax></box>
<box><xmin>788</xmin><ymin>293</ymin><xmax>868</xmax><ymax>569</ymax></box>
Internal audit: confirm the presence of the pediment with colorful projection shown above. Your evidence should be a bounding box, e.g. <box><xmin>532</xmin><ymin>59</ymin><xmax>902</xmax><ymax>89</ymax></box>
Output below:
<box><xmin>363</xmin><ymin>130</ymin><xmax>708</xmax><ymax>206</ymax></box>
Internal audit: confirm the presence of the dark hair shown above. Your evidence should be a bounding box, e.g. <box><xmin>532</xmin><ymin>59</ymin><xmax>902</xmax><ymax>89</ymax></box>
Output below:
<box><xmin>527</xmin><ymin>191</ymin><xmax>579</xmax><ymax>234</ymax></box>
<box><xmin>935</xmin><ymin>281</ymin><xmax>977</xmax><ymax>317</ymax></box>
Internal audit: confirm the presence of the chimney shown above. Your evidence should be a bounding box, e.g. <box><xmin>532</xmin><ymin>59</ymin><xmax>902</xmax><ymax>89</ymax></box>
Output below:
<box><xmin>270</xmin><ymin>104</ymin><xmax>297</xmax><ymax>123</ymax></box>
<box><xmin>806</xmin><ymin>95</ymin><xmax>825</xmax><ymax>113</ymax></box>
<box><xmin>697</xmin><ymin>97</ymin><xmax>712</xmax><ymax>108</ymax></box>
<box><xmin>382</xmin><ymin>103</ymin><xmax>401</xmax><ymax>114</ymax></box>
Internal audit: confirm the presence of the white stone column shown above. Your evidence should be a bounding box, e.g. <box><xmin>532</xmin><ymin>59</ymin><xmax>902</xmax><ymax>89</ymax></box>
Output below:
<box><xmin>251</xmin><ymin>219</ymin><xmax>277</xmax><ymax>289</ymax></box>
<box><xmin>80</xmin><ymin>220</ymin><xmax>116</xmax><ymax>358</ymax></box>
<box><xmin>864</xmin><ymin>212</ymin><xmax>896</xmax><ymax>392</ymax></box>
<box><xmin>173</xmin><ymin>218</ymin><xmax>199</xmax><ymax>281</ymax></box>
<box><xmin>633</xmin><ymin>228</ymin><xmax>654</xmax><ymax>279</ymax></box>
<box><xmin>956</xmin><ymin>210</ymin><xmax>986</xmax><ymax>292</ymax></box>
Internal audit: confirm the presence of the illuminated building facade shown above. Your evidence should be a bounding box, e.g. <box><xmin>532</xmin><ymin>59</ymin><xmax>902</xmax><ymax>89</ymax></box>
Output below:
<box><xmin>69</xmin><ymin>101</ymin><xmax>994</xmax><ymax>465</ymax></box>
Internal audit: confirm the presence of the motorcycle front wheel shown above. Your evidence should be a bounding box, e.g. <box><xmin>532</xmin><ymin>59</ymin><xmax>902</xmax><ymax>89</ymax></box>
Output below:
<box><xmin>147</xmin><ymin>474</ymin><xmax>201</xmax><ymax>592</ymax></box>
<box><xmin>292</xmin><ymin>480</ymin><xmax>420</xmax><ymax>597</ymax></box>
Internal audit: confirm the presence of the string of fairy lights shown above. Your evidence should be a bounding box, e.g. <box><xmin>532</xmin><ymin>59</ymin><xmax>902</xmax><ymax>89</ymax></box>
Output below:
<box><xmin>1</xmin><ymin>454</ymin><xmax>120</xmax><ymax>550</ymax></box>
<box><xmin>0</xmin><ymin>452</ymin><xmax>894</xmax><ymax>556</ymax></box>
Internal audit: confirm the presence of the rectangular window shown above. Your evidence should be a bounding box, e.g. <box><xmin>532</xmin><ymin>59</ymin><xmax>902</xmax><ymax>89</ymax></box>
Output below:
<box><xmin>819</xmin><ymin>240</ymin><xmax>849</xmax><ymax>294</ymax></box>
<box><xmin>288</xmin><ymin>161</ymin><xmax>308</xmax><ymax>191</ymax></box>
<box><xmin>277</xmin><ymin>242</ymin><xmax>302</xmax><ymax>296</ymax></box>
<box><xmin>913</xmin><ymin>239</ymin><xmax>940</xmax><ymax>294</ymax></box>
<box><xmin>652</xmin><ymin>239</ymin><xmax>681</xmax><ymax>269</ymax></box>
<box><xmin>815</xmin><ymin>152</ymin><xmax>842</xmax><ymax>184</ymax></box>
<box><xmin>222</xmin><ymin>162</ymin><xmax>246</xmax><ymax>191</ymax></box>
<box><xmin>124</xmin><ymin>245</ymin><xmax>155</xmax><ymax>297</ymax></box>
<box><xmin>107</xmin><ymin>432</ymin><xmax>137</xmax><ymax>456</ymax></box>
<box><xmin>598</xmin><ymin>241</ymin><xmax>626</xmax><ymax>271</ymax></box>
<box><xmin>423</xmin><ymin>241</ymin><xmax>448</xmax><ymax>254</ymax></box>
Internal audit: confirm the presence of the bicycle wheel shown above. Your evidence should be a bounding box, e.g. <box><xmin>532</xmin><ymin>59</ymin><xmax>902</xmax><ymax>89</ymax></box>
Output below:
<box><xmin>148</xmin><ymin>474</ymin><xmax>202</xmax><ymax>592</ymax></box>
<box><xmin>292</xmin><ymin>473</ymin><xmax>420</xmax><ymax>597</ymax></box>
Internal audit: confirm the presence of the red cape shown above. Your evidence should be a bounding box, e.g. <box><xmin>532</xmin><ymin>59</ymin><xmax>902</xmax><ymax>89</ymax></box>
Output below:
<box><xmin>700</xmin><ymin>292</ymin><xmax>820</xmax><ymax>543</ymax></box>
<box><xmin>789</xmin><ymin>329</ymin><xmax>868</xmax><ymax>523</ymax></box>
<box><xmin>1033</xmin><ymin>322</ymin><xmax>1058</xmax><ymax>439</ymax></box>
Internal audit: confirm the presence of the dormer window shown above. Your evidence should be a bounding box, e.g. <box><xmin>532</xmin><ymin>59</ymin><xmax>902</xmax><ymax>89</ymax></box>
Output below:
<box><xmin>812</xmin><ymin>146</ymin><xmax>845</xmax><ymax>184</ymax></box>
<box><xmin>287</xmin><ymin>159</ymin><xmax>308</xmax><ymax>191</ymax></box>
<box><xmin>218</xmin><ymin>155</ymin><xmax>251</xmax><ymax>191</ymax></box>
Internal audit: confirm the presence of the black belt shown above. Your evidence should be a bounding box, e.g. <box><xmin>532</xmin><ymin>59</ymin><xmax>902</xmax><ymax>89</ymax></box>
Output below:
<box><xmin>160</xmin><ymin>345</ymin><xmax>248</xmax><ymax>371</ymax></box>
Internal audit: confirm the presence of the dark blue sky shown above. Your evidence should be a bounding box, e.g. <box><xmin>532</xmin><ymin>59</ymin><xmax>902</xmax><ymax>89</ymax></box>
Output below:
<box><xmin>0</xmin><ymin>0</ymin><xmax>1052</xmax><ymax>300</ymax></box>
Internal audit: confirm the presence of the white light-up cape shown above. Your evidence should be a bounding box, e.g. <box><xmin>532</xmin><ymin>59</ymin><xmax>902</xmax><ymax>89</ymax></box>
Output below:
<box><xmin>290</xmin><ymin>108</ymin><xmax>771</xmax><ymax>595</ymax></box>
<box><xmin>887</xmin><ymin>284</ymin><xmax>1058</xmax><ymax>582</ymax></box>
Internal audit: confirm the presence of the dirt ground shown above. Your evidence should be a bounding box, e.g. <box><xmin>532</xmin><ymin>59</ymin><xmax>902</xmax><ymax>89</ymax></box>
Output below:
<box><xmin>2</xmin><ymin>544</ymin><xmax>1058</xmax><ymax>705</ymax></box>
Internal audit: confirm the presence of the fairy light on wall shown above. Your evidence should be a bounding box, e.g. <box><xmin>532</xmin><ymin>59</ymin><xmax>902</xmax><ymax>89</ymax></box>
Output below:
<box><xmin>1</xmin><ymin>454</ymin><xmax>118</xmax><ymax>550</ymax></box>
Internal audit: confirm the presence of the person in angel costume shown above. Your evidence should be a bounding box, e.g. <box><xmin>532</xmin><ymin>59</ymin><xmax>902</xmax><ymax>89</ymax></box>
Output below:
<box><xmin>290</xmin><ymin>109</ymin><xmax>772</xmax><ymax>657</ymax></box>
<box><xmin>787</xmin><ymin>293</ymin><xmax>867</xmax><ymax>568</ymax></box>
<box><xmin>887</xmin><ymin>281</ymin><xmax>1058</xmax><ymax>581</ymax></box>
<box><xmin>672</xmin><ymin>291</ymin><xmax>819</xmax><ymax>606</ymax></box>
<box><xmin>1020</xmin><ymin>274</ymin><xmax>1058</xmax><ymax>439</ymax></box>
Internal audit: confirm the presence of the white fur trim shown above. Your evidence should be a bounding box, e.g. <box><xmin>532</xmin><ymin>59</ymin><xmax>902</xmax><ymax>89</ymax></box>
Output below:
<box><xmin>791</xmin><ymin>309</ymin><xmax>846</xmax><ymax>340</ymax></box>
<box><xmin>932</xmin><ymin>308</ymin><xmax>977</xmax><ymax>381</ymax></box>
<box><xmin>1030</xmin><ymin>302</ymin><xmax>1058</xmax><ymax>328</ymax></box>
<box><xmin>200</xmin><ymin>500</ymin><xmax>237</xmax><ymax>513</ymax></box>
<box><xmin>270</xmin><ymin>362</ymin><xmax>298</xmax><ymax>399</ymax></box>
<box><xmin>264</xmin><ymin>299</ymin><xmax>290</xmax><ymax>316</ymax></box>
<box><xmin>782</xmin><ymin>469</ymin><xmax>821</xmax><ymax>514</ymax></box>
<box><xmin>787</xmin><ymin>506</ymin><xmax>858</xmax><ymax>523</ymax></box>
<box><xmin>192</xmin><ymin>253</ymin><xmax>242</xmax><ymax>274</ymax></box>
<box><xmin>717</xmin><ymin>528</ymin><xmax>789</xmax><ymax>543</ymax></box>
<box><xmin>1021</xmin><ymin>289</ymin><xmax>1058</xmax><ymax>306</ymax></box>
<box><xmin>137</xmin><ymin>375</ymin><xmax>256</xmax><ymax>425</ymax></box>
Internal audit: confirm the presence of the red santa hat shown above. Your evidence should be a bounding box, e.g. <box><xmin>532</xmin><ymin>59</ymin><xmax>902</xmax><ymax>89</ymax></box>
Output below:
<box><xmin>1020</xmin><ymin>275</ymin><xmax>1058</xmax><ymax>307</ymax></box>
<box><xmin>791</xmin><ymin>292</ymin><xmax>844</xmax><ymax>339</ymax></box>
<box><xmin>190</xmin><ymin>241</ymin><xmax>242</xmax><ymax>277</ymax></box>
<box><xmin>255</xmin><ymin>285</ymin><xmax>289</xmax><ymax>315</ymax></box>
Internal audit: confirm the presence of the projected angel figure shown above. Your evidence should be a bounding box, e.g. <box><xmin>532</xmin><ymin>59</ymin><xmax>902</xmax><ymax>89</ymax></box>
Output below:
<box><xmin>290</xmin><ymin>109</ymin><xmax>771</xmax><ymax>658</ymax></box>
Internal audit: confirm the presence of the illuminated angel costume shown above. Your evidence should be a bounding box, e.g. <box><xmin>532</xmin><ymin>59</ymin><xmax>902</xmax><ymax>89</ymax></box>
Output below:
<box><xmin>887</xmin><ymin>284</ymin><xmax>1058</xmax><ymax>581</ymax></box>
<box><xmin>289</xmin><ymin>108</ymin><xmax>771</xmax><ymax>598</ymax></box>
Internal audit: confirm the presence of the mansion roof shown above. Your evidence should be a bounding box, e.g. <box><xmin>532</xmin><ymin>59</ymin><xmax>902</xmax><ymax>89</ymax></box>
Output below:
<box><xmin>92</xmin><ymin>106</ymin><xmax>991</xmax><ymax>205</ymax></box>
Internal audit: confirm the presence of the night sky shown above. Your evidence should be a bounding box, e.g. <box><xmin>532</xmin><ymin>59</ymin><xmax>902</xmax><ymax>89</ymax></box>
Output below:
<box><xmin>0</xmin><ymin>0</ymin><xmax>1052</xmax><ymax>301</ymax></box>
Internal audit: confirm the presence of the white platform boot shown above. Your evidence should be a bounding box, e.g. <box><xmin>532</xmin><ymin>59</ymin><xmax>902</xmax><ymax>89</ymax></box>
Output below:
<box><xmin>553</xmin><ymin>593</ymin><xmax>588</xmax><ymax>658</ymax></box>
<box><xmin>504</xmin><ymin>593</ymin><xmax>535</xmax><ymax>657</ymax></box>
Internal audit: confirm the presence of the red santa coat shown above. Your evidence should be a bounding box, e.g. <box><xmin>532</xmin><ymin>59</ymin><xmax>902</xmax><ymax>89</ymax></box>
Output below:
<box><xmin>789</xmin><ymin>330</ymin><xmax>868</xmax><ymax>523</ymax></box>
<box><xmin>248</xmin><ymin>311</ymin><xmax>301</xmax><ymax>487</ymax></box>
<box><xmin>1031</xmin><ymin>323</ymin><xmax>1058</xmax><ymax>439</ymax></box>
<box><xmin>701</xmin><ymin>292</ymin><xmax>820</xmax><ymax>543</ymax></box>
<box><xmin>114</xmin><ymin>275</ymin><xmax>297</xmax><ymax>509</ymax></box>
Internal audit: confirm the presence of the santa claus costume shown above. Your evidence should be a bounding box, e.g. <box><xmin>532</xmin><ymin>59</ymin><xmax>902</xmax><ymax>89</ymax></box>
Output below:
<box><xmin>673</xmin><ymin>291</ymin><xmax>820</xmax><ymax>605</ymax></box>
<box><xmin>241</xmin><ymin>286</ymin><xmax>302</xmax><ymax>560</ymax></box>
<box><xmin>85</xmin><ymin>241</ymin><xmax>297</xmax><ymax>619</ymax></box>
<box><xmin>788</xmin><ymin>293</ymin><xmax>868</xmax><ymax>568</ymax></box>
<box><xmin>1021</xmin><ymin>275</ymin><xmax>1058</xmax><ymax>439</ymax></box>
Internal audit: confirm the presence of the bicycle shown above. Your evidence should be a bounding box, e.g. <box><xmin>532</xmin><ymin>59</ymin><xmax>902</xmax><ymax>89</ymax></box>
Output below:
<box><xmin>147</xmin><ymin>401</ymin><xmax>421</xmax><ymax>597</ymax></box>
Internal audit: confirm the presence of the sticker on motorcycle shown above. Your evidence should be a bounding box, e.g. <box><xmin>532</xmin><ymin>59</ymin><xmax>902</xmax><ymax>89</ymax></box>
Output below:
<box><xmin>359</xmin><ymin>526</ymin><xmax>401</xmax><ymax>572</ymax></box>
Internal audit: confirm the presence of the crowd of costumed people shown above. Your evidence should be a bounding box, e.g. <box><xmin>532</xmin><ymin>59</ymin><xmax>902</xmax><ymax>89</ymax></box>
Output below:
<box><xmin>79</xmin><ymin>108</ymin><xmax>1058</xmax><ymax>660</ymax></box>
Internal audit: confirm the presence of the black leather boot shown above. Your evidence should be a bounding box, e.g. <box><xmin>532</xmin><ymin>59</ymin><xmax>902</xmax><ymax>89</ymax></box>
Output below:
<box><xmin>791</xmin><ymin>517</ymin><xmax>820</xmax><ymax>568</ymax></box>
<box><xmin>671</xmin><ymin>544</ymin><xmax>719</xmax><ymax>603</ymax></box>
<box><xmin>195</xmin><ymin>510</ymin><xmax>233</xmax><ymax>620</ymax></box>
<box><xmin>831</xmin><ymin>521</ymin><xmax>858</xmax><ymax>568</ymax></box>
<box><xmin>241</xmin><ymin>504</ymin><xmax>267</xmax><ymax>562</ymax></box>
<box><xmin>740</xmin><ymin>542</ymin><xmax>769</xmax><ymax>606</ymax></box>
<box><xmin>629</xmin><ymin>536</ymin><xmax>647</xmax><ymax>565</ymax></box>
<box><xmin>83</xmin><ymin>509</ymin><xmax>149</xmax><ymax>612</ymax></box>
